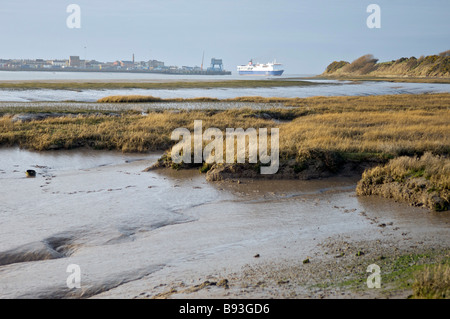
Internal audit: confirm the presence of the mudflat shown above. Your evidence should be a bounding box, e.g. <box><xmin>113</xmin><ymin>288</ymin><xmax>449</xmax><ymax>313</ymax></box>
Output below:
<box><xmin>0</xmin><ymin>148</ymin><xmax>448</xmax><ymax>299</ymax></box>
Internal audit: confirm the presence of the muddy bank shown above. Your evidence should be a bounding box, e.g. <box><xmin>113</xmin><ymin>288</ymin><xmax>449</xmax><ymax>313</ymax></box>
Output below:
<box><xmin>145</xmin><ymin>151</ymin><xmax>384</xmax><ymax>181</ymax></box>
<box><xmin>97</xmin><ymin>184</ymin><xmax>450</xmax><ymax>299</ymax></box>
<box><xmin>135</xmin><ymin>241</ymin><xmax>450</xmax><ymax>300</ymax></box>
<box><xmin>203</xmin><ymin>160</ymin><xmax>377</xmax><ymax>182</ymax></box>
<box><xmin>1</xmin><ymin>148</ymin><xmax>449</xmax><ymax>299</ymax></box>
<box><xmin>147</xmin><ymin>151</ymin><xmax>449</xmax><ymax>212</ymax></box>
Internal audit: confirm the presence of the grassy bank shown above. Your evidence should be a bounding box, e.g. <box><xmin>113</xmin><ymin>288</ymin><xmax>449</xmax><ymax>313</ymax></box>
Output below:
<box><xmin>98</xmin><ymin>92</ymin><xmax>450</xmax><ymax>114</ymax></box>
<box><xmin>322</xmin><ymin>51</ymin><xmax>450</xmax><ymax>79</ymax></box>
<box><xmin>311</xmin><ymin>248</ymin><xmax>450</xmax><ymax>299</ymax></box>
<box><xmin>2</xmin><ymin>93</ymin><xmax>449</xmax><ymax>155</ymax></box>
<box><xmin>0</xmin><ymin>79</ymin><xmax>321</xmax><ymax>91</ymax></box>
<box><xmin>412</xmin><ymin>263</ymin><xmax>450</xmax><ymax>298</ymax></box>
<box><xmin>96</xmin><ymin>95</ymin><xmax>319</xmax><ymax>104</ymax></box>
<box><xmin>0</xmin><ymin>109</ymin><xmax>273</xmax><ymax>152</ymax></box>
<box><xmin>315</xmin><ymin>75</ymin><xmax>450</xmax><ymax>84</ymax></box>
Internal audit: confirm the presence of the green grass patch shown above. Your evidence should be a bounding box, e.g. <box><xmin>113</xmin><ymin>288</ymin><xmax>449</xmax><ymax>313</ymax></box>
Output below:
<box><xmin>309</xmin><ymin>249</ymin><xmax>450</xmax><ymax>298</ymax></box>
<box><xmin>407</xmin><ymin>168</ymin><xmax>426</xmax><ymax>178</ymax></box>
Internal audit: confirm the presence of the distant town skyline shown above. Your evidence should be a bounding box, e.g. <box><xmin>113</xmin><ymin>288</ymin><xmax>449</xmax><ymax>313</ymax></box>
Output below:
<box><xmin>0</xmin><ymin>55</ymin><xmax>233</xmax><ymax>75</ymax></box>
<box><xmin>1</xmin><ymin>0</ymin><xmax>449</xmax><ymax>74</ymax></box>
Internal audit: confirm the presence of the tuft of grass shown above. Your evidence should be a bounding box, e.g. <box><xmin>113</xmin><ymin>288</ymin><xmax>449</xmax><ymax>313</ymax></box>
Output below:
<box><xmin>412</xmin><ymin>264</ymin><xmax>450</xmax><ymax>299</ymax></box>
<box><xmin>356</xmin><ymin>153</ymin><xmax>450</xmax><ymax>211</ymax></box>
<box><xmin>359</xmin><ymin>153</ymin><xmax>450</xmax><ymax>193</ymax></box>
<box><xmin>199</xmin><ymin>163</ymin><xmax>213</xmax><ymax>173</ymax></box>
<box><xmin>308</xmin><ymin>250</ymin><xmax>450</xmax><ymax>298</ymax></box>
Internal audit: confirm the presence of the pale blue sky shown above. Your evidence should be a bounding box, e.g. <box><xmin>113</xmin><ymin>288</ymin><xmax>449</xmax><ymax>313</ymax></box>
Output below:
<box><xmin>1</xmin><ymin>0</ymin><xmax>449</xmax><ymax>74</ymax></box>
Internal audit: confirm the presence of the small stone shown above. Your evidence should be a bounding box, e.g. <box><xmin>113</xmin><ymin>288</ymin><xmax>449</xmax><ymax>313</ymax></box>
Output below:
<box><xmin>254</xmin><ymin>254</ymin><xmax>260</xmax><ymax>258</ymax></box>
<box><xmin>26</xmin><ymin>170</ymin><xmax>36</xmax><ymax>178</ymax></box>
<box><xmin>303</xmin><ymin>258</ymin><xmax>310</xmax><ymax>264</ymax></box>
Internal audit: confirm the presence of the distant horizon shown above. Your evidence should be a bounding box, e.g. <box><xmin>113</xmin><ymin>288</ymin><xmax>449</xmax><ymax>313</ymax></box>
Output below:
<box><xmin>2</xmin><ymin>49</ymin><xmax>449</xmax><ymax>76</ymax></box>
<box><xmin>1</xmin><ymin>49</ymin><xmax>449</xmax><ymax>75</ymax></box>
<box><xmin>1</xmin><ymin>0</ymin><xmax>449</xmax><ymax>74</ymax></box>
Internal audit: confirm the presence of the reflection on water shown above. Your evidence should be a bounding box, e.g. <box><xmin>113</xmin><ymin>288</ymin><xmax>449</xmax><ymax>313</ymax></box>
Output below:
<box><xmin>0</xmin><ymin>80</ymin><xmax>449</xmax><ymax>102</ymax></box>
<box><xmin>0</xmin><ymin>71</ymin><xmax>311</xmax><ymax>81</ymax></box>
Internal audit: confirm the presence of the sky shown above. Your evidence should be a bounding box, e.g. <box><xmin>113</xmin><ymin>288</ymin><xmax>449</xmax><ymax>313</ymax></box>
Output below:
<box><xmin>0</xmin><ymin>0</ymin><xmax>449</xmax><ymax>74</ymax></box>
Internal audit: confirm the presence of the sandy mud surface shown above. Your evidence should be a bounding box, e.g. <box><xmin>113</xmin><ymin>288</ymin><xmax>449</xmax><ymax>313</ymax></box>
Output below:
<box><xmin>0</xmin><ymin>148</ymin><xmax>448</xmax><ymax>299</ymax></box>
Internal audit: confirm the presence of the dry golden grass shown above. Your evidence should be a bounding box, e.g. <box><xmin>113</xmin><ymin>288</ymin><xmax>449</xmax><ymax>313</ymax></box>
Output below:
<box><xmin>412</xmin><ymin>264</ymin><xmax>450</xmax><ymax>299</ymax></box>
<box><xmin>1</xmin><ymin>93</ymin><xmax>449</xmax><ymax>159</ymax></box>
<box><xmin>97</xmin><ymin>95</ymin><xmax>221</xmax><ymax>103</ymax></box>
<box><xmin>97</xmin><ymin>95</ymin><xmax>313</xmax><ymax>104</ymax></box>
<box><xmin>0</xmin><ymin>110</ymin><xmax>272</xmax><ymax>152</ymax></box>
<box><xmin>97</xmin><ymin>93</ymin><xmax>450</xmax><ymax>109</ymax></box>
<box><xmin>356</xmin><ymin>152</ymin><xmax>449</xmax><ymax>211</ymax></box>
<box><xmin>323</xmin><ymin>52</ymin><xmax>450</xmax><ymax>78</ymax></box>
<box><xmin>359</xmin><ymin>153</ymin><xmax>450</xmax><ymax>190</ymax></box>
<box><xmin>281</xmin><ymin>93</ymin><xmax>450</xmax><ymax>112</ymax></box>
<box><xmin>279</xmin><ymin>110</ymin><xmax>450</xmax><ymax>158</ymax></box>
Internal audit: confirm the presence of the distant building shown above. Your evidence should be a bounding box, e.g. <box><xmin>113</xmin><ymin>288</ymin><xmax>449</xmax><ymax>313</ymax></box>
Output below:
<box><xmin>51</xmin><ymin>60</ymin><xmax>68</xmax><ymax>68</ymax></box>
<box><xmin>207</xmin><ymin>58</ymin><xmax>224</xmax><ymax>71</ymax></box>
<box><xmin>23</xmin><ymin>59</ymin><xmax>49</xmax><ymax>69</ymax></box>
<box><xmin>102</xmin><ymin>62</ymin><xmax>116</xmax><ymax>69</ymax></box>
<box><xmin>113</xmin><ymin>60</ymin><xmax>135</xmax><ymax>69</ymax></box>
<box><xmin>0</xmin><ymin>56</ymin><xmax>229</xmax><ymax>74</ymax></box>
<box><xmin>148</xmin><ymin>59</ymin><xmax>164</xmax><ymax>69</ymax></box>
<box><xmin>69</xmin><ymin>56</ymin><xmax>81</xmax><ymax>67</ymax></box>
<box><xmin>86</xmin><ymin>60</ymin><xmax>103</xmax><ymax>69</ymax></box>
<box><xmin>122</xmin><ymin>61</ymin><xmax>135</xmax><ymax>68</ymax></box>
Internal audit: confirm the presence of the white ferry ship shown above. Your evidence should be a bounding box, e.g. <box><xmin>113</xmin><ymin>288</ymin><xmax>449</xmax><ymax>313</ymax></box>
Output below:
<box><xmin>237</xmin><ymin>60</ymin><xmax>284</xmax><ymax>76</ymax></box>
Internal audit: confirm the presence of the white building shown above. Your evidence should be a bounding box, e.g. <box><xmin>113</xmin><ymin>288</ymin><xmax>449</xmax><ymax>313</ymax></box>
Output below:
<box><xmin>51</xmin><ymin>60</ymin><xmax>68</xmax><ymax>67</ymax></box>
